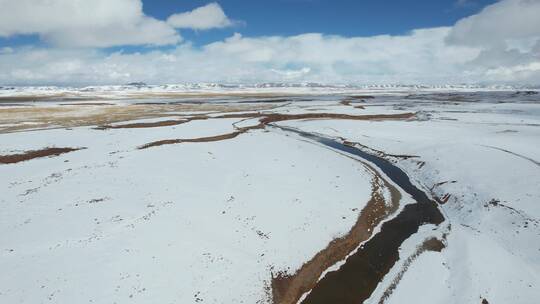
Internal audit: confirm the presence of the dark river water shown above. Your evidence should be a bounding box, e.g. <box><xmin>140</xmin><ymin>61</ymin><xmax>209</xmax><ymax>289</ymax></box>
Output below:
<box><xmin>273</xmin><ymin>125</ymin><xmax>445</xmax><ymax>304</ymax></box>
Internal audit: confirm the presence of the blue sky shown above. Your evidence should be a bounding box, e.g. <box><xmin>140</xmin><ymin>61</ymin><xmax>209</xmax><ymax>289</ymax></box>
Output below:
<box><xmin>0</xmin><ymin>0</ymin><xmax>538</xmax><ymax>85</ymax></box>
<box><xmin>146</xmin><ymin>0</ymin><xmax>497</xmax><ymax>44</ymax></box>
<box><xmin>1</xmin><ymin>0</ymin><xmax>498</xmax><ymax>49</ymax></box>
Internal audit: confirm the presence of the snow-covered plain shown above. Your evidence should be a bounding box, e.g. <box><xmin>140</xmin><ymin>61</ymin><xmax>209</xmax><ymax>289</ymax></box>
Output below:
<box><xmin>277</xmin><ymin>91</ymin><xmax>540</xmax><ymax>304</ymax></box>
<box><xmin>1</xmin><ymin>88</ymin><xmax>539</xmax><ymax>304</ymax></box>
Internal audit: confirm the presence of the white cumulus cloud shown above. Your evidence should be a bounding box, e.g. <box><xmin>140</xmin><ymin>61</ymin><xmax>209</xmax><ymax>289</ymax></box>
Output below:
<box><xmin>447</xmin><ymin>0</ymin><xmax>540</xmax><ymax>47</ymax></box>
<box><xmin>167</xmin><ymin>2</ymin><xmax>234</xmax><ymax>30</ymax></box>
<box><xmin>0</xmin><ymin>0</ymin><xmax>235</xmax><ymax>48</ymax></box>
<box><xmin>0</xmin><ymin>29</ymin><xmax>481</xmax><ymax>85</ymax></box>
<box><xmin>446</xmin><ymin>0</ymin><xmax>540</xmax><ymax>83</ymax></box>
<box><xmin>0</xmin><ymin>0</ymin><xmax>538</xmax><ymax>85</ymax></box>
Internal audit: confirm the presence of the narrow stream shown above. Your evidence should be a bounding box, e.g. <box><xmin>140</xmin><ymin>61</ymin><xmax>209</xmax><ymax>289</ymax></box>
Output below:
<box><xmin>272</xmin><ymin>125</ymin><xmax>445</xmax><ymax>304</ymax></box>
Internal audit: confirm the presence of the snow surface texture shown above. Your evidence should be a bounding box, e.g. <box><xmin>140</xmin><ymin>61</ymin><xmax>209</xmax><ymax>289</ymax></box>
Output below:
<box><xmin>1</xmin><ymin>89</ymin><xmax>539</xmax><ymax>304</ymax></box>
<box><xmin>278</xmin><ymin>91</ymin><xmax>540</xmax><ymax>304</ymax></box>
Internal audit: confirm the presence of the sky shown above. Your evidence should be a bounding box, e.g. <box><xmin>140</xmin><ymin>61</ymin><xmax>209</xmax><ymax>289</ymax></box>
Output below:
<box><xmin>0</xmin><ymin>0</ymin><xmax>539</xmax><ymax>86</ymax></box>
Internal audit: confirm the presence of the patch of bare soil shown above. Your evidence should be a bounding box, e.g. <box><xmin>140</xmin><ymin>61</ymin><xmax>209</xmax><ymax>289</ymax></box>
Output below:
<box><xmin>137</xmin><ymin>112</ymin><xmax>415</xmax><ymax>149</ymax></box>
<box><xmin>59</xmin><ymin>103</ymin><xmax>115</xmax><ymax>106</ymax></box>
<box><xmin>0</xmin><ymin>103</ymin><xmax>32</xmax><ymax>107</ymax></box>
<box><xmin>259</xmin><ymin>112</ymin><xmax>415</xmax><ymax>124</ymax></box>
<box><xmin>0</xmin><ymin>94</ymin><xmax>73</xmax><ymax>102</ymax></box>
<box><xmin>1</xmin><ymin>97</ymin><xmax>414</xmax><ymax>134</ymax></box>
<box><xmin>238</xmin><ymin>98</ymin><xmax>290</xmax><ymax>103</ymax></box>
<box><xmin>212</xmin><ymin>113</ymin><xmax>263</xmax><ymax>119</ymax></box>
<box><xmin>0</xmin><ymin>92</ymin><xmax>306</xmax><ymax>103</ymax></box>
<box><xmin>271</xmin><ymin>171</ymin><xmax>401</xmax><ymax>304</ymax></box>
<box><xmin>139</xmin><ymin>131</ymin><xmax>244</xmax><ymax>149</ymax></box>
<box><xmin>340</xmin><ymin>96</ymin><xmax>373</xmax><ymax>108</ymax></box>
<box><xmin>0</xmin><ymin>103</ymin><xmax>275</xmax><ymax>133</ymax></box>
<box><xmin>339</xmin><ymin>102</ymin><xmax>365</xmax><ymax>109</ymax></box>
<box><xmin>0</xmin><ymin>147</ymin><xmax>84</xmax><ymax>164</ymax></box>
<box><xmin>139</xmin><ymin>119</ymin><xmax>268</xmax><ymax>149</ymax></box>
<box><xmin>135</xmin><ymin>113</ymin><xmax>272</xmax><ymax>148</ymax></box>
<box><xmin>95</xmin><ymin>119</ymin><xmax>189</xmax><ymax>130</ymax></box>
<box><xmin>348</xmin><ymin>95</ymin><xmax>375</xmax><ymax>100</ymax></box>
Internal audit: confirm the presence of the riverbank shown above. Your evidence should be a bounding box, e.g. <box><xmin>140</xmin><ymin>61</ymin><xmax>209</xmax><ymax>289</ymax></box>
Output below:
<box><xmin>1</xmin><ymin>91</ymin><xmax>538</xmax><ymax>303</ymax></box>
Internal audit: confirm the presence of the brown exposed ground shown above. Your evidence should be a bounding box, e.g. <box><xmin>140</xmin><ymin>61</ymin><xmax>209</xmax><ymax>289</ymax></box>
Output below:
<box><xmin>139</xmin><ymin>120</ymin><xmax>268</xmax><ymax>149</ymax></box>
<box><xmin>139</xmin><ymin>131</ymin><xmax>244</xmax><ymax>149</ymax></box>
<box><xmin>271</xmin><ymin>169</ymin><xmax>401</xmax><ymax>304</ymax></box>
<box><xmin>0</xmin><ymin>92</ymin><xmax>309</xmax><ymax>103</ymax></box>
<box><xmin>95</xmin><ymin>119</ymin><xmax>189</xmax><ymax>130</ymax></box>
<box><xmin>137</xmin><ymin>112</ymin><xmax>415</xmax><ymax>149</ymax></box>
<box><xmin>340</xmin><ymin>96</ymin><xmax>372</xmax><ymax>108</ymax></box>
<box><xmin>339</xmin><ymin>95</ymin><xmax>375</xmax><ymax>106</ymax></box>
<box><xmin>59</xmin><ymin>103</ymin><xmax>115</xmax><ymax>106</ymax></box>
<box><xmin>0</xmin><ymin>93</ymin><xmax>75</xmax><ymax>102</ymax></box>
<box><xmin>98</xmin><ymin>112</ymin><xmax>263</xmax><ymax>131</ymax></box>
<box><xmin>0</xmin><ymin>103</ymin><xmax>32</xmax><ymax>107</ymax></box>
<box><xmin>0</xmin><ymin>95</ymin><xmax>413</xmax><ymax>134</ymax></box>
<box><xmin>212</xmin><ymin>112</ymin><xmax>263</xmax><ymax>119</ymax></box>
<box><xmin>349</xmin><ymin>95</ymin><xmax>375</xmax><ymax>100</ymax></box>
<box><xmin>340</xmin><ymin>102</ymin><xmax>365</xmax><ymax>109</ymax></box>
<box><xmin>0</xmin><ymin>103</ymin><xmax>275</xmax><ymax>133</ymax></box>
<box><xmin>259</xmin><ymin>112</ymin><xmax>414</xmax><ymax>124</ymax></box>
<box><xmin>0</xmin><ymin>147</ymin><xmax>84</xmax><ymax>164</ymax></box>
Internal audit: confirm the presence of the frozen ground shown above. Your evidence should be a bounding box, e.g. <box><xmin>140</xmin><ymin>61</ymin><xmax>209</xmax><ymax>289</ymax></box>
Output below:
<box><xmin>1</xmin><ymin>89</ymin><xmax>539</xmax><ymax>304</ymax></box>
<box><xmin>0</xmin><ymin>83</ymin><xmax>520</xmax><ymax>101</ymax></box>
